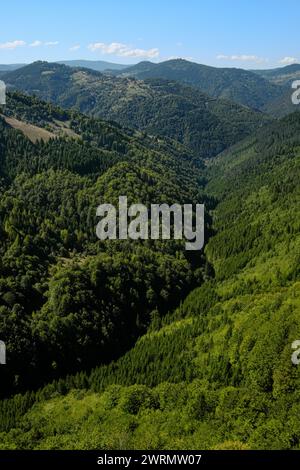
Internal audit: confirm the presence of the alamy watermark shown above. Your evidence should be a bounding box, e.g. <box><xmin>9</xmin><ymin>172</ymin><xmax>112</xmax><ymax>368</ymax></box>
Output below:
<box><xmin>291</xmin><ymin>80</ymin><xmax>300</xmax><ymax>105</ymax></box>
<box><xmin>0</xmin><ymin>340</ymin><xmax>6</xmax><ymax>365</ymax></box>
<box><xmin>291</xmin><ymin>340</ymin><xmax>300</xmax><ymax>365</ymax></box>
<box><xmin>0</xmin><ymin>80</ymin><xmax>6</xmax><ymax>105</ymax></box>
<box><xmin>96</xmin><ymin>196</ymin><xmax>205</xmax><ymax>250</ymax></box>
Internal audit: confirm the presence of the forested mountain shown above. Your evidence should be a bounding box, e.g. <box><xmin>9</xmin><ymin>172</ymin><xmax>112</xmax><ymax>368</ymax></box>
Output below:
<box><xmin>0</xmin><ymin>95</ymin><xmax>299</xmax><ymax>450</ymax></box>
<box><xmin>252</xmin><ymin>63</ymin><xmax>300</xmax><ymax>86</ymax></box>
<box><xmin>262</xmin><ymin>88</ymin><xmax>300</xmax><ymax>117</ymax></box>
<box><xmin>117</xmin><ymin>59</ymin><xmax>284</xmax><ymax>110</ymax></box>
<box><xmin>0</xmin><ymin>91</ymin><xmax>211</xmax><ymax>398</ymax></box>
<box><xmin>0</xmin><ymin>61</ymin><xmax>128</xmax><ymax>74</ymax></box>
<box><xmin>250</xmin><ymin>64</ymin><xmax>300</xmax><ymax>117</ymax></box>
<box><xmin>0</xmin><ymin>64</ymin><xmax>25</xmax><ymax>73</ymax></box>
<box><xmin>264</xmin><ymin>92</ymin><xmax>299</xmax><ymax>118</ymax></box>
<box><xmin>2</xmin><ymin>61</ymin><xmax>271</xmax><ymax>158</ymax></box>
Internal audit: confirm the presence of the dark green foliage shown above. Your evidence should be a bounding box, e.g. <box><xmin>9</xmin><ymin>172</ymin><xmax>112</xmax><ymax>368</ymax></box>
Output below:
<box><xmin>0</xmin><ymin>92</ymin><xmax>209</xmax><ymax>398</ymax></box>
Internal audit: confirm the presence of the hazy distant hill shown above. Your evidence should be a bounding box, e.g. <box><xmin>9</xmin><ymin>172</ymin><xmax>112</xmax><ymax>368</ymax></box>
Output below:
<box><xmin>3</xmin><ymin>61</ymin><xmax>271</xmax><ymax>158</ymax></box>
<box><xmin>117</xmin><ymin>59</ymin><xmax>284</xmax><ymax>111</ymax></box>
<box><xmin>0</xmin><ymin>64</ymin><xmax>25</xmax><ymax>71</ymax></box>
<box><xmin>252</xmin><ymin>63</ymin><xmax>300</xmax><ymax>86</ymax></box>
<box><xmin>251</xmin><ymin>64</ymin><xmax>300</xmax><ymax>116</ymax></box>
<box><xmin>116</xmin><ymin>60</ymin><xmax>156</xmax><ymax>76</ymax></box>
<box><xmin>0</xmin><ymin>61</ymin><xmax>128</xmax><ymax>77</ymax></box>
<box><xmin>57</xmin><ymin>59</ymin><xmax>130</xmax><ymax>72</ymax></box>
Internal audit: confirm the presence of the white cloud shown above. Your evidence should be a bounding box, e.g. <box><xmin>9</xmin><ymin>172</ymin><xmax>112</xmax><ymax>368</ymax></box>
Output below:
<box><xmin>217</xmin><ymin>54</ymin><xmax>267</xmax><ymax>64</ymax></box>
<box><xmin>30</xmin><ymin>40</ymin><xmax>43</xmax><ymax>47</ymax></box>
<box><xmin>70</xmin><ymin>45</ymin><xmax>81</xmax><ymax>51</ymax></box>
<box><xmin>0</xmin><ymin>40</ymin><xmax>26</xmax><ymax>50</ymax></box>
<box><xmin>278</xmin><ymin>56</ymin><xmax>299</xmax><ymax>65</ymax></box>
<box><xmin>87</xmin><ymin>42</ymin><xmax>159</xmax><ymax>58</ymax></box>
<box><xmin>28</xmin><ymin>40</ymin><xmax>59</xmax><ymax>48</ymax></box>
<box><xmin>45</xmin><ymin>41</ymin><xmax>59</xmax><ymax>46</ymax></box>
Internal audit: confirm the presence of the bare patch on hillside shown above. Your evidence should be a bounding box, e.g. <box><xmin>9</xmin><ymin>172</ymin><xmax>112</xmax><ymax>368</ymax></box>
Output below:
<box><xmin>2</xmin><ymin>115</ymin><xmax>56</xmax><ymax>142</ymax></box>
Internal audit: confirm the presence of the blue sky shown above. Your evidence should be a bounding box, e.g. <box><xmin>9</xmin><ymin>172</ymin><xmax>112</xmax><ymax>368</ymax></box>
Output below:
<box><xmin>0</xmin><ymin>0</ymin><xmax>299</xmax><ymax>68</ymax></box>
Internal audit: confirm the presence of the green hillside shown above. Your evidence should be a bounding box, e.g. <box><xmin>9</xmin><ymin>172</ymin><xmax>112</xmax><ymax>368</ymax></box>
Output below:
<box><xmin>57</xmin><ymin>60</ymin><xmax>129</xmax><ymax>72</ymax></box>
<box><xmin>0</xmin><ymin>92</ymin><xmax>210</xmax><ymax>398</ymax></box>
<box><xmin>250</xmin><ymin>64</ymin><xmax>300</xmax><ymax>117</ymax></box>
<box><xmin>118</xmin><ymin>59</ymin><xmax>284</xmax><ymax>111</ymax></box>
<box><xmin>262</xmin><ymin>89</ymin><xmax>300</xmax><ymax>117</ymax></box>
<box><xmin>0</xmin><ymin>107</ymin><xmax>299</xmax><ymax>450</ymax></box>
<box><xmin>3</xmin><ymin>61</ymin><xmax>271</xmax><ymax>158</ymax></box>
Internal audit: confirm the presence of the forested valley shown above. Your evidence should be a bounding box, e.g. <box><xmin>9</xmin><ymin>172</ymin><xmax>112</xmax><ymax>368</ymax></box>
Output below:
<box><xmin>0</xmin><ymin>67</ymin><xmax>299</xmax><ymax>450</ymax></box>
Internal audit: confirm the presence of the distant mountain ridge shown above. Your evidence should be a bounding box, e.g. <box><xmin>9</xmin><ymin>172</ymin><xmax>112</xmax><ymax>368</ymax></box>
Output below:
<box><xmin>57</xmin><ymin>59</ymin><xmax>129</xmax><ymax>72</ymax></box>
<box><xmin>251</xmin><ymin>64</ymin><xmax>300</xmax><ymax>116</ymax></box>
<box><xmin>0</xmin><ymin>60</ymin><xmax>129</xmax><ymax>74</ymax></box>
<box><xmin>116</xmin><ymin>58</ymin><xmax>284</xmax><ymax>111</ymax></box>
<box><xmin>252</xmin><ymin>63</ymin><xmax>300</xmax><ymax>86</ymax></box>
<box><xmin>0</xmin><ymin>59</ymin><xmax>296</xmax><ymax>115</ymax></box>
<box><xmin>2</xmin><ymin>61</ymin><xmax>271</xmax><ymax>158</ymax></box>
<box><xmin>0</xmin><ymin>64</ymin><xmax>26</xmax><ymax>73</ymax></box>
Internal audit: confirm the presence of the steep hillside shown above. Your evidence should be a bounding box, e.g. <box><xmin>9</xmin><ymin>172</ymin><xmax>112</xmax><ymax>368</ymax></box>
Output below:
<box><xmin>0</xmin><ymin>115</ymin><xmax>57</xmax><ymax>143</ymax></box>
<box><xmin>0</xmin><ymin>112</ymin><xmax>299</xmax><ymax>450</ymax></box>
<box><xmin>262</xmin><ymin>89</ymin><xmax>300</xmax><ymax>117</ymax></box>
<box><xmin>251</xmin><ymin>64</ymin><xmax>300</xmax><ymax>117</ymax></box>
<box><xmin>118</xmin><ymin>59</ymin><xmax>284</xmax><ymax>111</ymax></box>
<box><xmin>0</xmin><ymin>91</ymin><xmax>210</xmax><ymax>398</ymax></box>
<box><xmin>3</xmin><ymin>61</ymin><xmax>271</xmax><ymax>158</ymax></box>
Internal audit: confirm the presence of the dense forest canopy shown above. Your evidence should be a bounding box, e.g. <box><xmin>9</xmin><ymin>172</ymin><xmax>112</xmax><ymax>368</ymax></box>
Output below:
<box><xmin>0</xmin><ymin>92</ymin><xmax>212</xmax><ymax>397</ymax></box>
